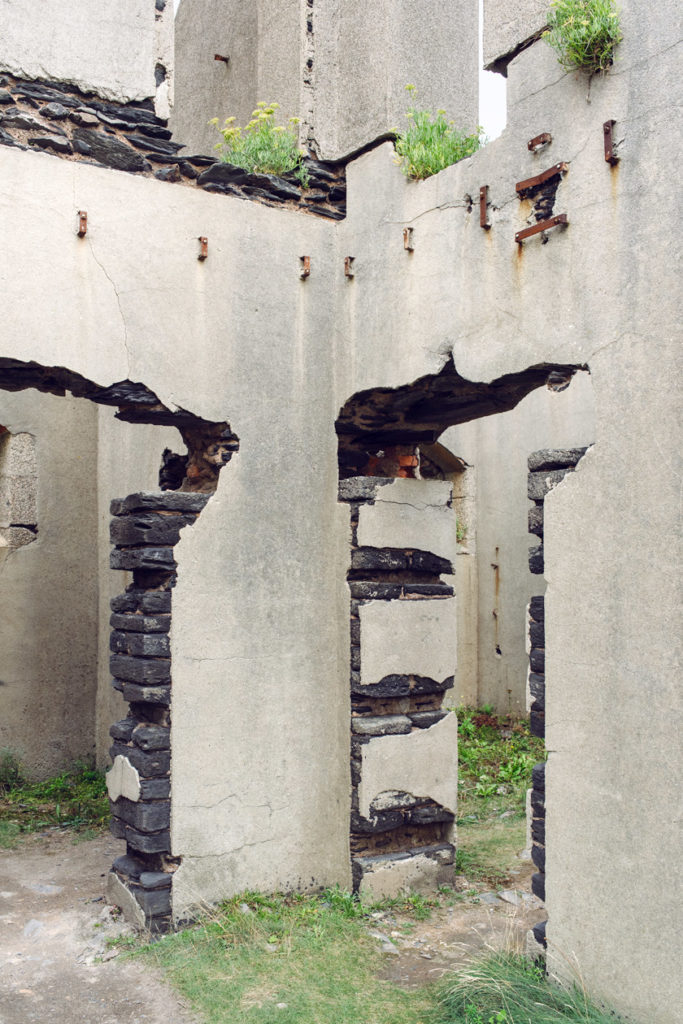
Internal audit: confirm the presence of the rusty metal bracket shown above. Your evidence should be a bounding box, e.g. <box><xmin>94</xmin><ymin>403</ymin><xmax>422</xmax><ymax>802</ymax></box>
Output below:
<box><xmin>344</xmin><ymin>256</ymin><xmax>355</xmax><ymax>278</ymax></box>
<box><xmin>603</xmin><ymin>119</ymin><xmax>619</xmax><ymax>165</ymax></box>
<box><xmin>198</xmin><ymin>236</ymin><xmax>208</xmax><ymax>261</ymax></box>
<box><xmin>403</xmin><ymin>227</ymin><xmax>414</xmax><ymax>251</ymax></box>
<box><xmin>515</xmin><ymin>214</ymin><xmax>568</xmax><ymax>244</ymax></box>
<box><xmin>528</xmin><ymin>132</ymin><xmax>552</xmax><ymax>152</ymax></box>
<box><xmin>479</xmin><ymin>186</ymin><xmax>491</xmax><ymax>230</ymax></box>
<box><xmin>214</xmin><ymin>54</ymin><xmax>230</xmax><ymax>64</ymax></box>
<box><xmin>516</xmin><ymin>162</ymin><xmax>568</xmax><ymax>195</ymax></box>
<box><xmin>300</xmin><ymin>255</ymin><xmax>311</xmax><ymax>279</ymax></box>
<box><xmin>77</xmin><ymin>210</ymin><xmax>87</xmax><ymax>237</ymax></box>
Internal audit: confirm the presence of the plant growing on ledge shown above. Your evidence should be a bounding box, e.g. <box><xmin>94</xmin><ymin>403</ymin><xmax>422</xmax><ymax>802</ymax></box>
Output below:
<box><xmin>544</xmin><ymin>0</ymin><xmax>622</xmax><ymax>74</ymax></box>
<box><xmin>394</xmin><ymin>85</ymin><xmax>483</xmax><ymax>181</ymax></box>
<box><xmin>209</xmin><ymin>102</ymin><xmax>309</xmax><ymax>186</ymax></box>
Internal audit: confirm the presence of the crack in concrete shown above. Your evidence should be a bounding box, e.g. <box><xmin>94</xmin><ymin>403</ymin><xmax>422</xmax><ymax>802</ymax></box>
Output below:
<box><xmin>85</xmin><ymin>239</ymin><xmax>131</xmax><ymax>378</ymax></box>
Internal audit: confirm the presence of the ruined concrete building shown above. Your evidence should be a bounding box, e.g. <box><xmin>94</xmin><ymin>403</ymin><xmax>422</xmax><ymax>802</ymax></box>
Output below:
<box><xmin>0</xmin><ymin>2</ymin><xmax>680</xmax><ymax>1021</ymax></box>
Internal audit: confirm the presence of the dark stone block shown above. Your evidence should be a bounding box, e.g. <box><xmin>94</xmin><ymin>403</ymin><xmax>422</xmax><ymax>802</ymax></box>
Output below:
<box><xmin>110</xmin><ymin>742</ymin><xmax>170</xmax><ymax>777</ymax></box>
<box><xmin>0</xmin><ymin>109</ymin><xmax>44</xmax><ymax>129</ymax></box>
<box><xmin>527</xmin><ymin>469</ymin><xmax>568</xmax><ymax>502</ymax></box>
<box><xmin>141</xmin><ymin>591</ymin><xmax>173</xmax><ymax>614</ymax></box>
<box><xmin>196</xmin><ymin>161</ymin><xmax>249</xmax><ymax>187</ymax></box>
<box><xmin>120</xmin><ymin>683</ymin><xmax>171</xmax><ymax>707</ymax></box>
<box><xmin>40</xmin><ymin>102</ymin><xmax>69</xmax><ymax>119</ymax></box>
<box><xmin>135</xmin><ymin>121</ymin><xmax>173</xmax><ymax>141</ymax></box>
<box><xmin>29</xmin><ymin>134</ymin><xmax>73</xmax><ymax>154</ymax></box>
<box><xmin>529</xmin><ymin>648</ymin><xmax>545</xmax><ymax>674</ymax></box>
<box><xmin>110</xmin><ymin>816</ymin><xmax>126</xmax><ymax>839</ymax></box>
<box><xmin>110</xmin><ymin>654</ymin><xmax>171</xmax><ymax>684</ymax></box>
<box><xmin>532</xmin><ymin>762</ymin><xmax>546</xmax><ymax>792</ymax></box>
<box><xmin>328</xmin><ymin>185</ymin><xmax>346</xmax><ymax>203</ymax></box>
<box><xmin>0</xmin><ymin>127</ymin><xmax>17</xmax><ymax>145</ymax></box>
<box><xmin>139</xmin><ymin>870</ymin><xmax>172</xmax><ymax>890</ymax></box>
<box><xmin>112</xmin><ymin>853</ymin><xmax>146</xmax><ymax>879</ymax></box>
<box><xmin>411</xmin><ymin>550</ymin><xmax>454</xmax><ymax>575</ymax></box>
<box><xmin>239</xmin><ymin>172</ymin><xmax>302</xmax><ymax>201</ymax></box>
<box><xmin>404</xmin><ymin>583</ymin><xmax>454</xmax><ymax>597</ymax></box>
<box><xmin>125</xmin><ymin>134</ymin><xmax>184</xmax><ymax>155</ymax></box>
<box><xmin>178</xmin><ymin>160</ymin><xmax>198</xmax><ymax>179</ymax></box>
<box><xmin>109</xmin><ymin>717</ymin><xmax>136</xmax><ymax>742</ymax></box>
<box><xmin>110</xmin><ymin>547</ymin><xmax>176</xmax><ymax>571</ymax></box>
<box><xmin>351</xmin><ymin>715</ymin><xmax>411</xmax><ymax>736</ymax></box>
<box><xmin>528</xmin><ymin>505</ymin><xmax>544</xmax><ymax>538</ymax></box>
<box><xmin>305</xmin><ymin>204</ymin><xmax>345</xmax><ymax>220</ymax></box>
<box><xmin>137</xmin><ymin>886</ymin><xmax>171</xmax><ymax>917</ymax></box>
<box><xmin>110</xmin><ymin>631</ymin><xmax>170</xmax><ymax>658</ymax></box>
<box><xmin>111</xmin><ymin>492</ymin><xmax>210</xmax><ymax>515</ymax></box>
<box><xmin>529</xmin><ymin>545</ymin><xmax>544</xmax><ymax>575</ymax></box>
<box><xmin>352</xmin><ymin>674</ymin><xmax>454</xmax><ymax>699</ymax></box>
<box><xmin>301</xmin><ymin>158</ymin><xmax>339</xmax><ymax>182</ymax></box>
<box><xmin>351</xmin><ymin>809</ymin><xmax>403</xmax><ymax>833</ymax></box>
<box><xmin>0</xmin><ymin>90</ymin><xmax>14</xmax><ymax>104</ymax></box>
<box><xmin>530</xmin><ymin>708</ymin><xmax>545</xmax><ymax>739</ymax></box>
<box><xmin>111</xmin><ymin>797</ymin><xmax>170</xmax><ymax>832</ymax></box>
<box><xmin>110</xmin><ymin>612</ymin><xmax>170</xmax><ymax>634</ymax></box>
<box><xmin>531</xmin><ymin>790</ymin><xmax>545</xmax><ymax>816</ymax></box>
<box><xmin>132</xmin><ymin>724</ymin><xmax>170</xmax><ymax>751</ymax></box>
<box><xmin>529</xmin><ymin>620</ymin><xmax>545</xmax><ymax>649</ymax></box>
<box><xmin>529</xmin><ymin>673</ymin><xmax>545</xmax><ymax>710</ymax></box>
<box><xmin>69</xmin><ymin>108</ymin><xmax>100</xmax><ymax>126</ymax></box>
<box><xmin>110</xmin><ymin>512</ymin><xmax>195</xmax><ymax>546</ymax></box>
<box><xmin>528</xmin><ymin>448</ymin><xmax>588</xmax><ymax>472</ymax></box>
<box><xmin>124</xmin><ymin>825</ymin><xmax>171</xmax><ymax>854</ymax></box>
<box><xmin>532</xmin><ymin>843</ymin><xmax>546</xmax><ymax>872</ymax></box>
<box><xmin>154</xmin><ymin>165</ymin><xmax>181</xmax><ymax>182</ymax></box>
<box><xmin>532</xmin><ymin>817</ymin><xmax>545</xmax><ymax>845</ymax></box>
<box><xmin>139</xmin><ymin>777</ymin><xmax>170</xmax><ymax>800</ymax></box>
<box><xmin>408</xmin><ymin>710</ymin><xmax>448</xmax><ymax>729</ymax></box>
<box><xmin>351</xmin><ymin>548</ymin><xmax>409</xmax><ymax>572</ymax></box>
<box><xmin>350</xmin><ymin>647</ymin><xmax>360</xmax><ymax>671</ymax></box>
<box><xmin>529</xmin><ymin>596</ymin><xmax>545</xmax><ymax>622</ymax></box>
<box><xmin>349</xmin><ymin>581</ymin><xmax>402</xmax><ymax>600</ymax></box>
<box><xmin>87</xmin><ymin>99</ymin><xmax>159</xmax><ymax>125</ymax></box>
<box><xmin>531</xmin><ymin>872</ymin><xmax>546</xmax><ymax>901</ymax></box>
<box><xmin>532</xmin><ymin>920</ymin><xmax>547</xmax><ymax>948</ymax></box>
<box><xmin>72</xmin><ymin>128</ymin><xmax>151</xmax><ymax>171</ymax></box>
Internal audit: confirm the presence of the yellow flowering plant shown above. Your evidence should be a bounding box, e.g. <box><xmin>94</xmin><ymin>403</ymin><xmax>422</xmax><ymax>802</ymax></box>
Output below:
<box><xmin>209</xmin><ymin>102</ymin><xmax>309</xmax><ymax>186</ymax></box>
<box><xmin>544</xmin><ymin>0</ymin><xmax>622</xmax><ymax>73</ymax></box>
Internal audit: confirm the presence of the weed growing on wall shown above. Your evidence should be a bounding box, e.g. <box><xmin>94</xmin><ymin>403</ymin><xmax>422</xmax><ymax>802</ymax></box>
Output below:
<box><xmin>394</xmin><ymin>85</ymin><xmax>483</xmax><ymax>181</ymax></box>
<box><xmin>544</xmin><ymin>0</ymin><xmax>622</xmax><ymax>74</ymax></box>
<box><xmin>210</xmin><ymin>102</ymin><xmax>310</xmax><ymax>186</ymax></box>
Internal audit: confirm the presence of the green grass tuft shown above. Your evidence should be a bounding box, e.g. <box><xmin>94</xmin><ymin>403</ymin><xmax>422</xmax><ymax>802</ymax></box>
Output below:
<box><xmin>0</xmin><ymin>761</ymin><xmax>109</xmax><ymax>836</ymax></box>
<box><xmin>394</xmin><ymin>86</ymin><xmax>483</xmax><ymax>181</ymax></box>
<box><xmin>210</xmin><ymin>102</ymin><xmax>309</xmax><ymax>186</ymax></box>
<box><xmin>544</xmin><ymin>0</ymin><xmax>622</xmax><ymax>74</ymax></box>
<box><xmin>432</xmin><ymin>952</ymin><xmax>623</xmax><ymax>1023</ymax></box>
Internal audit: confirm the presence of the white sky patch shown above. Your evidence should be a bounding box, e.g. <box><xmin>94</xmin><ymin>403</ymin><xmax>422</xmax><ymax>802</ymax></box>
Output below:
<box><xmin>478</xmin><ymin>0</ymin><xmax>507</xmax><ymax>140</ymax></box>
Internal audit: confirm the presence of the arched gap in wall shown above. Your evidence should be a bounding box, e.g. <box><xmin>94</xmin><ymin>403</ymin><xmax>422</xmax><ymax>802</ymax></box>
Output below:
<box><xmin>0</xmin><ymin>357</ymin><xmax>238</xmax><ymax>932</ymax></box>
<box><xmin>335</xmin><ymin>355</ymin><xmax>592</xmax><ymax>928</ymax></box>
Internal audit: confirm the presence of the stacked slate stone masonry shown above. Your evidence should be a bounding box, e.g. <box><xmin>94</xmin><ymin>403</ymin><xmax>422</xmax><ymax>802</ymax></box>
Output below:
<box><xmin>339</xmin><ymin>477</ymin><xmax>456</xmax><ymax>893</ymax></box>
<box><xmin>527</xmin><ymin>446</ymin><xmax>587</xmax><ymax>948</ymax></box>
<box><xmin>108</xmin><ymin>491</ymin><xmax>209</xmax><ymax>932</ymax></box>
<box><xmin>0</xmin><ymin>74</ymin><xmax>346</xmax><ymax>220</ymax></box>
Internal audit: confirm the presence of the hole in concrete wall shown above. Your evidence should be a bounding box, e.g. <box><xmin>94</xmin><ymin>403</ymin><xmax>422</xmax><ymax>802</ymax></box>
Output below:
<box><xmin>336</xmin><ymin>355</ymin><xmax>591</xmax><ymax>901</ymax></box>
<box><xmin>0</xmin><ymin>427</ymin><xmax>38</xmax><ymax>551</ymax></box>
<box><xmin>0</xmin><ymin>357</ymin><xmax>238</xmax><ymax>931</ymax></box>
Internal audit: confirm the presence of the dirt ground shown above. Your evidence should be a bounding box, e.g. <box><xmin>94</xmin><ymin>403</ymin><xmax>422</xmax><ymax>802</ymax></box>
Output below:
<box><xmin>0</xmin><ymin>831</ymin><xmax>544</xmax><ymax>1022</ymax></box>
<box><xmin>0</xmin><ymin>830</ymin><xmax>198</xmax><ymax>1024</ymax></box>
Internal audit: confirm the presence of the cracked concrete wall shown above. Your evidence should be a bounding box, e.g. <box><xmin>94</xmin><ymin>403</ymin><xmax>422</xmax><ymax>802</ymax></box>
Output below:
<box><xmin>483</xmin><ymin>0</ymin><xmax>548</xmax><ymax>70</ymax></box>
<box><xmin>0</xmin><ymin>0</ymin><xmax>680</xmax><ymax>1012</ymax></box>
<box><xmin>170</xmin><ymin>0</ymin><xmax>478</xmax><ymax>160</ymax></box>
<box><xmin>0</xmin><ymin>0</ymin><xmax>170</xmax><ymax>109</ymax></box>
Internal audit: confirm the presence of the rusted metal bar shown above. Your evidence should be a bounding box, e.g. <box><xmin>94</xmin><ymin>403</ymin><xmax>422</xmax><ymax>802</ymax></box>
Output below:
<box><xmin>403</xmin><ymin>227</ymin><xmax>414</xmax><ymax>251</ymax></box>
<box><xmin>77</xmin><ymin>210</ymin><xmax>87</xmax><ymax>237</ymax></box>
<box><xmin>344</xmin><ymin>256</ymin><xmax>355</xmax><ymax>277</ymax></box>
<box><xmin>528</xmin><ymin>132</ymin><xmax>552</xmax><ymax>152</ymax></box>
<box><xmin>198</xmin><ymin>236</ymin><xmax>208</xmax><ymax>261</ymax></box>
<box><xmin>516</xmin><ymin>162</ymin><xmax>568</xmax><ymax>195</ymax></box>
<box><xmin>479</xmin><ymin>186</ymin><xmax>491</xmax><ymax>230</ymax></box>
<box><xmin>300</xmin><ymin>255</ymin><xmax>311</xmax><ymax>279</ymax></box>
<box><xmin>515</xmin><ymin>214</ymin><xmax>568</xmax><ymax>244</ymax></box>
<box><xmin>603</xmin><ymin>119</ymin><xmax>619</xmax><ymax>165</ymax></box>
<box><xmin>214</xmin><ymin>54</ymin><xmax>230</xmax><ymax>64</ymax></box>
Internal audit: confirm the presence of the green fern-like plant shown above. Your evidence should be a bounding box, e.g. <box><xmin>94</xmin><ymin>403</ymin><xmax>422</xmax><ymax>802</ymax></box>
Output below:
<box><xmin>394</xmin><ymin>85</ymin><xmax>483</xmax><ymax>181</ymax></box>
<box><xmin>544</xmin><ymin>0</ymin><xmax>622</xmax><ymax>74</ymax></box>
<box><xmin>209</xmin><ymin>102</ymin><xmax>309</xmax><ymax>186</ymax></box>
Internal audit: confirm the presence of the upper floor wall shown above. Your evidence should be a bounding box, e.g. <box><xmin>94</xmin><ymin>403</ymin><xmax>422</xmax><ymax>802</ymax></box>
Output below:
<box><xmin>0</xmin><ymin>0</ymin><xmax>174</xmax><ymax>117</ymax></box>
<box><xmin>170</xmin><ymin>0</ymin><xmax>478</xmax><ymax>160</ymax></box>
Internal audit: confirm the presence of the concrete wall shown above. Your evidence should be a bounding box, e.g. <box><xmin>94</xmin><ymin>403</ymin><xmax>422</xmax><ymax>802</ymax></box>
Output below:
<box><xmin>171</xmin><ymin>0</ymin><xmax>478</xmax><ymax>160</ymax></box>
<box><xmin>0</xmin><ymin>0</ymin><xmax>680</xmax><ymax>1013</ymax></box>
<box><xmin>0</xmin><ymin>0</ymin><xmax>173</xmax><ymax>115</ymax></box>
<box><xmin>483</xmin><ymin>0</ymin><xmax>548</xmax><ymax>70</ymax></box>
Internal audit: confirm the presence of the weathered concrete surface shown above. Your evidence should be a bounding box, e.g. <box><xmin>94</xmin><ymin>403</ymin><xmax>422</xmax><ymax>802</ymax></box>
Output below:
<box><xmin>357</xmin><ymin>713</ymin><xmax>458</xmax><ymax>819</ymax></box>
<box><xmin>483</xmin><ymin>0</ymin><xmax>548</xmax><ymax>70</ymax></box>
<box><xmin>358</xmin><ymin>599</ymin><xmax>457</xmax><ymax>686</ymax></box>
<box><xmin>171</xmin><ymin>0</ymin><xmax>478</xmax><ymax>160</ymax></box>
<box><xmin>106</xmin><ymin>755</ymin><xmax>141</xmax><ymax>803</ymax></box>
<box><xmin>359</xmin><ymin>846</ymin><xmax>454</xmax><ymax>900</ymax></box>
<box><xmin>357</xmin><ymin>477</ymin><xmax>456</xmax><ymax>563</ymax></box>
<box><xmin>0</xmin><ymin>0</ymin><xmax>161</xmax><ymax>105</ymax></box>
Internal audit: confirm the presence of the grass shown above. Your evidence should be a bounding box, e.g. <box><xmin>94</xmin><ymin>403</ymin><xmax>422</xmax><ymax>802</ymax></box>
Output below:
<box><xmin>544</xmin><ymin>0</ymin><xmax>622</xmax><ymax>74</ymax></box>
<box><xmin>432</xmin><ymin>952</ymin><xmax>623</xmax><ymax>1023</ymax></box>
<box><xmin>394</xmin><ymin>85</ymin><xmax>483</xmax><ymax>181</ymax></box>
<box><xmin>209</xmin><ymin>102</ymin><xmax>309</xmax><ymax>186</ymax></box>
<box><xmin>138</xmin><ymin>889</ymin><xmax>432</xmax><ymax>1024</ymax></box>
<box><xmin>0</xmin><ymin>754</ymin><xmax>109</xmax><ymax>843</ymax></box>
